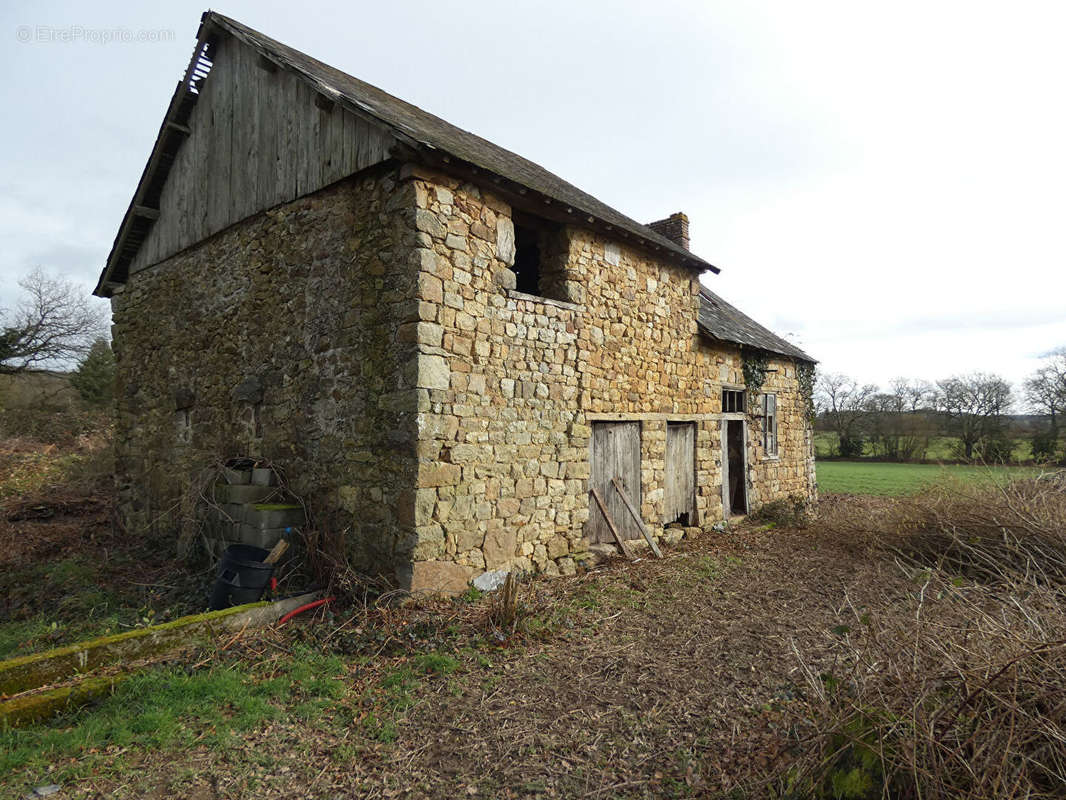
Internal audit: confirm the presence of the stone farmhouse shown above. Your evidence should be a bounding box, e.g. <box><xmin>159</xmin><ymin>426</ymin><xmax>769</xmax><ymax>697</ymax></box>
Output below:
<box><xmin>95</xmin><ymin>12</ymin><xmax>816</xmax><ymax>592</ymax></box>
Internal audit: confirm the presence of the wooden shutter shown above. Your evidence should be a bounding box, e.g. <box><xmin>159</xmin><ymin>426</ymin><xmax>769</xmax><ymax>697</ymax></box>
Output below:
<box><xmin>763</xmin><ymin>394</ymin><xmax>778</xmax><ymax>456</ymax></box>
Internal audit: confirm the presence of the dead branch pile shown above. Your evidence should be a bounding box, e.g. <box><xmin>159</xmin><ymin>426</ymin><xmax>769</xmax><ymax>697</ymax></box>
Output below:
<box><xmin>780</xmin><ymin>472</ymin><xmax>1066</xmax><ymax>799</ymax></box>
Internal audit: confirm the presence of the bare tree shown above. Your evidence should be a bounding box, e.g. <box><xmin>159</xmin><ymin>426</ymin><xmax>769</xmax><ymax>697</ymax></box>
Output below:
<box><xmin>889</xmin><ymin>377</ymin><xmax>936</xmax><ymax>412</ymax></box>
<box><xmin>1024</xmin><ymin>347</ymin><xmax>1066</xmax><ymax>426</ymax></box>
<box><xmin>1024</xmin><ymin>347</ymin><xmax>1066</xmax><ymax>462</ymax></box>
<box><xmin>0</xmin><ymin>269</ymin><xmax>108</xmax><ymax>374</ymax></box>
<box><xmin>815</xmin><ymin>372</ymin><xmax>878</xmax><ymax>457</ymax></box>
<box><xmin>863</xmin><ymin>384</ymin><xmax>935</xmax><ymax>461</ymax></box>
<box><xmin>936</xmin><ymin>373</ymin><xmax>1013</xmax><ymax>461</ymax></box>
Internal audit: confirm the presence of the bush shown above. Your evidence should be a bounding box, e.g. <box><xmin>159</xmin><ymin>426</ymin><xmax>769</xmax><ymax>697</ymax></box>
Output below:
<box><xmin>838</xmin><ymin>435</ymin><xmax>864</xmax><ymax>459</ymax></box>
<box><xmin>1031</xmin><ymin>427</ymin><xmax>1060</xmax><ymax>464</ymax></box>
<box><xmin>69</xmin><ymin>339</ymin><xmax>115</xmax><ymax>408</ymax></box>
<box><xmin>751</xmin><ymin>494</ymin><xmax>811</xmax><ymax>528</ymax></box>
<box><xmin>975</xmin><ymin>433</ymin><xmax>1017</xmax><ymax>463</ymax></box>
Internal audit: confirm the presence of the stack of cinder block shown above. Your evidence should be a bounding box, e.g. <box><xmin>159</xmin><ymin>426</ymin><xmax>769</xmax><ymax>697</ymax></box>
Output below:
<box><xmin>205</xmin><ymin>466</ymin><xmax>305</xmax><ymax>558</ymax></box>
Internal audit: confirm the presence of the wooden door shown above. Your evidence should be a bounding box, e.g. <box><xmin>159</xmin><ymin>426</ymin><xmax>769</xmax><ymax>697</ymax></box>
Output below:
<box><xmin>589</xmin><ymin>422</ymin><xmax>641</xmax><ymax>543</ymax></box>
<box><xmin>664</xmin><ymin>422</ymin><xmax>696</xmax><ymax>526</ymax></box>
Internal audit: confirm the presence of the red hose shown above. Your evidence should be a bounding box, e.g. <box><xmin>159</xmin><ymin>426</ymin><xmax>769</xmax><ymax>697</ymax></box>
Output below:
<box><xmin>278</xmin><ymin>596</ymin><xmax>334</xmax><ymax>625</ymax></box>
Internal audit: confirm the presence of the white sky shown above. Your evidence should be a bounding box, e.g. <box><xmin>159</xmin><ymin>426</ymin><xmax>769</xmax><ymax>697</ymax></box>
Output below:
<box><xmin>1</xmin><ymin>0</ymin><xmax>1064</xmax><ymax>392</ymax></box>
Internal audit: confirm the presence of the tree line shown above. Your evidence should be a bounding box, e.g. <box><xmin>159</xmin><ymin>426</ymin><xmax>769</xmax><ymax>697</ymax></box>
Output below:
<box><xmin>815</xmin><ymin>351</ymin><xmax>1066</xmax><ymax>464</ymax></box>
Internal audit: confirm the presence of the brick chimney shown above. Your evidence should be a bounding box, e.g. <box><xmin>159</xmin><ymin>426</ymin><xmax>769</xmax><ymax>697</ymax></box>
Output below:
<box><xmin>646</xmin><ymin>212</ymin><xmax>690</xmax><ymax>250</ymax></box>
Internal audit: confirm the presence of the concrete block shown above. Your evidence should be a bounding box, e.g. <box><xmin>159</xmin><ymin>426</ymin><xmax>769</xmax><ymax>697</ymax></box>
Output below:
<box><xmin>244</xmin><ymin>504</ymin><xmax>305</xmax><ymax>530</ymax></box>
<box><xmin>213</xmin><ymin>484</ymin><xmax>279</xmax><ymax>505</ymax></box>
<box><xmin>236</xmin><ymin>525</ymin><xmax>287</xmax><ymax>550</ymax></box>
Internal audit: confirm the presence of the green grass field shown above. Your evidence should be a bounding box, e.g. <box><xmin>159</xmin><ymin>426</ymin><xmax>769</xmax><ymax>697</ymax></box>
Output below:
<box><xmin>815</xmin><ymin>460</ymin><xmax>1044</xmax><ymax>496</ymax></box>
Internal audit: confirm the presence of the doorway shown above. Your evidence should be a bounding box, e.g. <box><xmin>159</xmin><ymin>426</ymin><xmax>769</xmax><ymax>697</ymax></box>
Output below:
<box><xmin>722</xmin><ymin>419</ymin><xmax>748</xmax><ymax>517</ymax></box>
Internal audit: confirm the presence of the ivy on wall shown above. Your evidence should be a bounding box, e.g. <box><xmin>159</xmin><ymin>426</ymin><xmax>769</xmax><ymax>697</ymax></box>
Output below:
<box><xmin>741</xmin><ymin>349</ymin><xmax>770</xmax><ymax>402</ymax></box>
<box><xmin>797</xmin><ymin>361</ymin><xmax>816</xmax><ymax>424</ymax></box>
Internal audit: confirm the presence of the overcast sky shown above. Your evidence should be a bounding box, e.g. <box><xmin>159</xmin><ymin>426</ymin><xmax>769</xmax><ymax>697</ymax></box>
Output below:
<box><xmin>2</xmin><ymin>0</ymin><xmax>1063</xmax><ymax>393</ymax></box>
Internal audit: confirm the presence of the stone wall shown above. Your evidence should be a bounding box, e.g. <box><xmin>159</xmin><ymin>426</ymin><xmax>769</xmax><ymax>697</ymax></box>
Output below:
<box><xmin>111</xmin><ymin>167</ymin><xmax>422</xmax><ymax>573</ymax></box>
<box><xmin>404</xmin><ymin>169</ymin><xmax>815</xmax><ymax>583</ymax></box>
<box><xmin>112</xmin><ymin>160</ymin><xmax>815</xmax><ymax>591</ymax></box>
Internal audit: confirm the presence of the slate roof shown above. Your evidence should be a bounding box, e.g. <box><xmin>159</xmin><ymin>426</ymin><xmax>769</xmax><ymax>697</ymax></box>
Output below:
<box><xmin>698</xmin><ymin>288</ymin><xmax>815</xmax><ymax>363</ymax></box>
<box><xmin>203</xmin><ymin>12</ymin><xmax>716</xmax><ymax>273</ymax></box>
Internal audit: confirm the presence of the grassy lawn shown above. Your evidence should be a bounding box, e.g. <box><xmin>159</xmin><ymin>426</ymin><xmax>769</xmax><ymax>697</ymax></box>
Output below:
<box><xmin>815</xmin><ymin>459</ymin><xmax>1043</xmax><ymax>496</ymax></box>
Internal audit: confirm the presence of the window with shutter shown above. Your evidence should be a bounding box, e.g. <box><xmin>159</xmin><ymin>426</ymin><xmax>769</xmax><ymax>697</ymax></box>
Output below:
<box><xmin>763</xmin><ymin>393</ymin><xmax>778</xmax><ymax>456</ymax></box>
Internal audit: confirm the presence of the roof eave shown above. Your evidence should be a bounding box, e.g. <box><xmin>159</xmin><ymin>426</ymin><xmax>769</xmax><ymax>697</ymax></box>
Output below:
<box><xmin>697</xmin><ymin>325</ymin><xmax>817</xmax><ymax>365</ymax></box>
<box><xmin>403</xmin><ymin>146</ymin><xmax>717</xmax><ymax>275</ymax></box>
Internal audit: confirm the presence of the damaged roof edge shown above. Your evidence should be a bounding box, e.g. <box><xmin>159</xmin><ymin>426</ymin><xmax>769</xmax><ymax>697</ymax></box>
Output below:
<box><xmin>95</xmin><ymin>11</ymin><xmax>718</xmax><ymax>297</ymax></box>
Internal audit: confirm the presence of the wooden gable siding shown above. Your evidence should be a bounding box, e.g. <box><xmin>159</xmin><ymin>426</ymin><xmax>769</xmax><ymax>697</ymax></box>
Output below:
<box><xmin>129</xmin><ymin>34</ymin><xmax>395</xmax><ymax>275</ymax></box>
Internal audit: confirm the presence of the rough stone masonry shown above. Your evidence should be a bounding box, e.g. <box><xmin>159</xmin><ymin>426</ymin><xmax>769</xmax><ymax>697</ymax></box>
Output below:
<box><xmin>110</xmin><ymin>162</ymin><xmax>815</xmax><ymax>593</ymax></box>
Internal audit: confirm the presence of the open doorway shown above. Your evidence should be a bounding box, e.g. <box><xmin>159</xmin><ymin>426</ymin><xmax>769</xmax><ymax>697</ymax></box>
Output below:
<box><xmin>722</xmin><ymin>419</ymin><xmax>748</xmax><ymax>516</ymax></box>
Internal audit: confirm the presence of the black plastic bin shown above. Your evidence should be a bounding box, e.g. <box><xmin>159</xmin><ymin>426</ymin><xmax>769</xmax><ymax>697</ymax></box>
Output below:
<box><xmin>209</xmin><ymin>544</ymin><xmax>274</xmax><ymax>610</ymax></box>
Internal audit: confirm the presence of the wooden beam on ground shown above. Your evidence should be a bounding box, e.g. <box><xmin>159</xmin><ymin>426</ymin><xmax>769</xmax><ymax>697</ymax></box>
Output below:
<box><xmin>589</xmin><ymin>488</ymin><xmax>634</xmax><ymax>561</ymax></box>
<box><xmin>611</xmin><ymin>478</ymin><xmax>662</xmax><ymax>559</ymax></box>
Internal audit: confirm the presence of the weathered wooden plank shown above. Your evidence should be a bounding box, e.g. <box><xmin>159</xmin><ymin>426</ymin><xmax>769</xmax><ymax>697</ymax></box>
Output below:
<box><xmin>243</xmin><ymin>42</ymin><xmax>260</xmax><ymax>219</ymax></box>
<box><xmin>205</xmin><ymin>35</ymin><xmax>233</xmax><ymax>236</ymax></box>
<box><xmin>664</xmin><ymin>422</ymin><xmax>696</xmax><ymax>524</ymax></box>
<box><xmin>120</xmin><ymin>35</ymin><xmax>397</xmax><ymax>277</ymax></box>
<box><xmin>278</xmin><ymin>68</ymin><xmax>297</xmax><ymax>204</ymax></box>
<box><xmin>304</xmin><ymin>84</ymin><xmax>322</xmax><ymax>195</ymax></box>
<box><xmin>227</xmin><ymin>42</ymin><xmax>246</xmax><ymax>225</ymax></box>
<box><xmin>589</xmin><ymin>422</ymin><xmax>641</xmax><ymax>544</ymax></box>
<box><xmin>611</xmin><ymin>478</ymin><xmax>662</xmax><ymax>558</ymax></box>
<box><xmin>256</xmin><ymin>51</ymin><xmax>277</xmax><ymax>211</ymax></box>
<box><xmin>294</xmin><ymin>80</ymin><xmax>310</xmax><ymax>197</ymax></box>
<box><xmin>190</xmin><ymin>61</ymin><xmax>212</xmax><ymax>250</ymax></box>
<box><xmin>589</xmin><ymin>488</ymin><xmax>634</xmax><ymax>561</ymax></box>
<box><xmin>318</xmin><ymin>95</ymin><xmax>336</xmax><ymax>185</ymax></box>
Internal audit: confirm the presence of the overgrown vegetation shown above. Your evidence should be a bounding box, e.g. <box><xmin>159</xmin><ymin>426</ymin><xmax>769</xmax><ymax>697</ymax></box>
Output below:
<box><xmin>750</xmin><ymin>494</ymin><xmax>811</xmax><ymax>528</ymax></box>
<box><xmin>781</xmin><ymin>472</ymin><xmax>1066</xmax><ymax>799</ymax></box>
<box><xmin>741</xmin><ymin>348</ymin><xmax>770</xmax><ymax>399</ymax></box>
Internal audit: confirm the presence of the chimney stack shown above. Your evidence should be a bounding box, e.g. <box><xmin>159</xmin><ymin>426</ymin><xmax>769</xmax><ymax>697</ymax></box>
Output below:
<box><xmin>646</xmin><ymin>212</ymin><xmax>690</xmax><ymax>250</ymax></box>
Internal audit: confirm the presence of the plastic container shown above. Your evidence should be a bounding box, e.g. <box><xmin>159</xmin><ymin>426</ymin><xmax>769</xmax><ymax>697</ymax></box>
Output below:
<box><xmin>208</xmin><ymin>544</ymin><xmax>274</xmax><ymax>610</ymax></box>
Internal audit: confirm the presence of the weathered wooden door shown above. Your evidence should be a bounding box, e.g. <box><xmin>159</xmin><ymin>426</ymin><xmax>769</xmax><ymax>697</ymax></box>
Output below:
<box><xmin>721</xmin><ymin>419</ymin><xmax>748</xmax><ymax>516</ymax></box>
<box><xmin>589</xmin><ymin>422</ymin><xmax>641</xmax><ymax>542</ymax></box>
<box><xmin>664</xmin><ymin>422</ymin><xmax>696</xmax><ymax>526</ymax></box>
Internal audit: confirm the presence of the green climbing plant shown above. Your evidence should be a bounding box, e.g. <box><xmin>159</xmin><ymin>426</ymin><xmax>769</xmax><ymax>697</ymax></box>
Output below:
<box><xmin>741</xmin><ymin>350</ymin><xmax>770</xmax><ymax>403</ymax></box>
<box><xmin>797</xmin><ymin>361</ymin><xmax>817</xmax><ymax>424</ymax></box>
